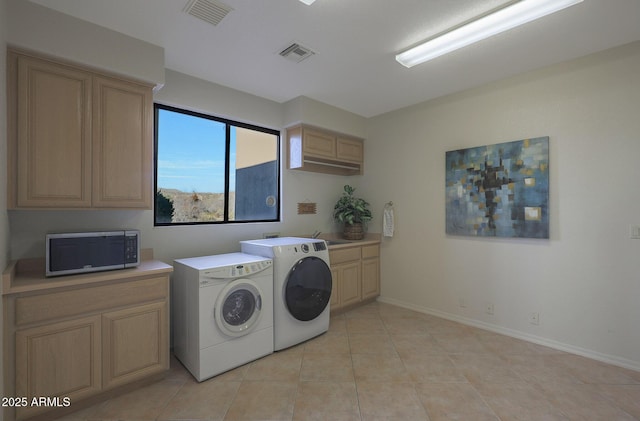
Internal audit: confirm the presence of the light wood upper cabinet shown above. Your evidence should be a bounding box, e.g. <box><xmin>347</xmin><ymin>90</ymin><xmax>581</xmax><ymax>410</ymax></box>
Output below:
<box><xmin>287</xmin><ymin>124</ymin><xmax>364</xmax><ymax>175</ymax></box>
<box><xmin>302</xmin><ymin>128</ymin><xmax>337</xmax><ymax>159</ymax></box>
<box><xmin>8</xmin><ymin>49</ymin><xmax>153</xmax><ymax>209</ymax></box>
<box><xmin>336</xmin><ymin>136</ymin><xmax>364</xmax><ymax>163</ymax></box>
<box><xmin>92</xmin><ymin>76</ymin><xmax>152</xmax><ymax>208</ymax></box>
<box><xmin>13</xmin><ymin>53</ymin><xmax>93</xmax><ymax>207</ymax></box>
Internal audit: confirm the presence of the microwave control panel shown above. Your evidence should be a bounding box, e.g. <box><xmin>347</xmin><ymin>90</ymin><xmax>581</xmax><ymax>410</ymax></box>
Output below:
<box><xmin>124</xmin><ymin>232</ymin><xmax>139</xmax><ymax>264</ymax></box>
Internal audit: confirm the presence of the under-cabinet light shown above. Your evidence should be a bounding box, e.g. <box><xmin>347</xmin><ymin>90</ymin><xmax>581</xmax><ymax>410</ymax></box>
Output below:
<box><xmin>395</xmin><ymin>0</ymin><xmax>583</xmax><ymax>68</ymax></box>
<box><xmin>299</xmin><ymin>0</ymin><xmax>316</xmax><ymax>5</ymax></box>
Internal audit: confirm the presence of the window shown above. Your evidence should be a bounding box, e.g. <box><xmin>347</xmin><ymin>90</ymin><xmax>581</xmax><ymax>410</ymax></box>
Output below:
<box><xmin>154</xmin><ymin>104</ymin><xmax>280</xmax><ymax>225</ymax></box>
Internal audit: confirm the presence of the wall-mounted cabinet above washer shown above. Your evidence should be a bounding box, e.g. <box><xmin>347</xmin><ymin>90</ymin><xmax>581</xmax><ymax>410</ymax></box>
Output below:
<box><xmin>286</xmin><ymin>124</ymin><xmax>364</xmax><ymax>175</ymax></box>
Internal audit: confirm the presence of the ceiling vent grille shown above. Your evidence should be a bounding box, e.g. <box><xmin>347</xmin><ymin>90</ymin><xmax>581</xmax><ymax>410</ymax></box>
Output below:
<box><xmin>279</xmin><ymin>42</ymin><xmax>315</xmax><ymax>63</ymax></box>
<box><xmin>183</xmin><ymin>0</ymin><xmax>233</xmax><ymax>26</ymax></box>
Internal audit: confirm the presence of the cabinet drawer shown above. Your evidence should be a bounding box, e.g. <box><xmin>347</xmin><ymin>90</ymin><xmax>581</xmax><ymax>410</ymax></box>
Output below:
<box><xmin>15</xmin><ymin>276</ymin><xmax>168</xmax><ymax>326</ymax></box>
<box><xmin>329</xmin><ymin>247</ymin><xmax>361</xmax><ymax>265</ymax></box>
<box><xmin>362</xmin><ymin>244</ymin><xmax>380</xmax><ymax>259</ymax></box>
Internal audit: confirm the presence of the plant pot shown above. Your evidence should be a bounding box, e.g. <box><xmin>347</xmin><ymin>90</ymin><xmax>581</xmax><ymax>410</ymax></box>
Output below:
<box><xmin>343</xmin><ymin>223</ymin><xmax>365</xmax><ymax>240</ymax></box>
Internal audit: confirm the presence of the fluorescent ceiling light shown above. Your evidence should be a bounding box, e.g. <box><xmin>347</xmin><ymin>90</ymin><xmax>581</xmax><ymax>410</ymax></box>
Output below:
<box><xmin>299</xmin><ymin>0</ymin><xmax>316</xmax><ymax>5</ymax></box>
<box><xmin>396</xmin><ymin>0</ymin><xmax>583</xmax><ymax>68</ymax></box>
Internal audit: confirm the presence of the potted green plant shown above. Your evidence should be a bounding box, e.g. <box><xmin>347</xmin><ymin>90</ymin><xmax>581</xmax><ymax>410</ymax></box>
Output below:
<box><xmin>333</xmin><ymin>185</ymin><xmax>372</xmax><ymax>240</ymax></box>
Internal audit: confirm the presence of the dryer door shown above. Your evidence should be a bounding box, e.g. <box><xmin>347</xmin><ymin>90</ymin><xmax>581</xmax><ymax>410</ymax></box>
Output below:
<box><xmin>284</xmin><ymin>256</ymin><xmax>332</xmax><ymax>321</ymax></box>
<box><xmin>215</xmin><ymin>279</ymin><xmax>263</xmax><ymax>337</ymax></box>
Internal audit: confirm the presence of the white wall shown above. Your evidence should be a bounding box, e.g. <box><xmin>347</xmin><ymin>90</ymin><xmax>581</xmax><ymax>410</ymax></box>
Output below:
<box><xmin>6</xmin><ymin>0</ymin><xmax>164</xmax><ymax>88</ymax></box>
<box><xmin>284</xmin><ymin>96</ymin><xmax>367</xmax><ymax>138</ymax></box>
<box><xmin>367</xmin><ymin>42</ymin><xmax>640</xmax><ymax>370</ymax></box>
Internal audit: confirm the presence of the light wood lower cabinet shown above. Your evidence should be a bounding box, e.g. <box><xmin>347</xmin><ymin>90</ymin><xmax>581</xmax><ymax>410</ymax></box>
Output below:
<box><xmin>15</xmin><ymin>315</ymin><xmax>102</xmax><ymax>420</ymax></box>
<box><xmin>102</xmin><ymin>301</ymin><xmax>168</xmax><ymax>390</ymax></box>
<box><xmin>361</xmin><ymin>245</ymin><xmax>381</xmax><ymax>301</ymax></box>
<box><xmin>330</xmin><ymin>267</ymin><xmax>340</xmax><ymax>307</ymax></box>
<box><xmin>329</xmin><ymin>242</ymin><xmax>380</xmax><ymax>311</ymax></box>
<box><xmin>335</xmin><ymin>261</ymin><xmax>361</xmax><ymax>308</ymax></box>
<box><xmin>3</xmin><ymin>263</ymin><xmax>171</xmax><ymax>421</ymax></box>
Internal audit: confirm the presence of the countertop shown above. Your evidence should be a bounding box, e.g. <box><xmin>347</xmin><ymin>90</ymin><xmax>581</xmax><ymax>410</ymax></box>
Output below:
<box><xmin>318</xmin><ymin>233</ymin><xmax>381</xmax><ymax>249</ymax></box>
<box><xmin>2</xmin><ymin>248</ymin><xmax>172</xmax><ymax>295</ymax></box>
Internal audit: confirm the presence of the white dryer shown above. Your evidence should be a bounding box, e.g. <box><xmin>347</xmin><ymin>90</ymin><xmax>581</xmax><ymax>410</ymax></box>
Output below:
<box><xmin>240</xmin><ymin>237</ymin><xmax>332</xmax><ymax>351</ymax></box>
<box><xmin>172</xmin><ymin>253</ymin><xmax>273</xmax><ymax>381</ymax></box>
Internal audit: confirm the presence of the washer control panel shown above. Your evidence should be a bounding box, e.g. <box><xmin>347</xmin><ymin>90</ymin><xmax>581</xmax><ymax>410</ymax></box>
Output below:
<box><xmin>200</xmin><ymin>260</ymin><xmax>272</xmax><ymax>287</ymax></box>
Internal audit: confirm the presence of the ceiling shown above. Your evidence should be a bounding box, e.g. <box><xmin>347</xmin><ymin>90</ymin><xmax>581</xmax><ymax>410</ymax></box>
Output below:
<box><xmin>28</xmin><ymin>0</ymin><xmax>640</xmax><ymax>118</ymax></box>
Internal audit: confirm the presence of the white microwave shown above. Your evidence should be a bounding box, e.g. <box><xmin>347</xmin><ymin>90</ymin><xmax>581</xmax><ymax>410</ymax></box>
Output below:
<box><xmin>46</xmin><ymin>230</ymin><xmax>140</xmax><ymax>277</ymax></box>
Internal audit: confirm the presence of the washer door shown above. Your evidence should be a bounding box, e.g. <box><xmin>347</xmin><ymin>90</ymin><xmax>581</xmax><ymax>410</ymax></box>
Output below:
<box><xmin>215</xmin><ymin>279</ymin><xmax>263</xmax><ymax>337</ymax></box>
<box><xmin>285</xmin><ymin>256</ymin><xmax>332</xmax><ymax>322</ymax></box>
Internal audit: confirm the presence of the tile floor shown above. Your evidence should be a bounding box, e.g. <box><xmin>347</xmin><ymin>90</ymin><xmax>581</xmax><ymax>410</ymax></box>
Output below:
<box><xmin>56</xmin><ymin>302</ymin><xmax>640</xmax><ymax>421</ymax></box>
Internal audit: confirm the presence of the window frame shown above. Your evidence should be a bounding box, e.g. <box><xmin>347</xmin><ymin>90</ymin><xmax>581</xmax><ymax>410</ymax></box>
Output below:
<box><xmin>153</xmin><ymin>103</ymin><xmax>281</xmax><ymax>226</ymax></box>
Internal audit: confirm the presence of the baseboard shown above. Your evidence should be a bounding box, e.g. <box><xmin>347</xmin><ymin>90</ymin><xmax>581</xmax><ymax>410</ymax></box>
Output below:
<box><xmin>376</xmin><ymin>296</ymin><xmax>640</xmax><ymax>373</ymax></box>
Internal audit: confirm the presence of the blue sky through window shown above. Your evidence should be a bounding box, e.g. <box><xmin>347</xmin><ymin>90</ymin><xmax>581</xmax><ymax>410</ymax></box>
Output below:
<box><xmin>156</xmin><ymin>109</ymin><xmax>236</xmax><ymax>193</ymax></box>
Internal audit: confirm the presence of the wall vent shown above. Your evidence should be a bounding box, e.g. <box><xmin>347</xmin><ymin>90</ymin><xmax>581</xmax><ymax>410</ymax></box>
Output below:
<box><xmin>279</xmin><ymin>42</ymin><xmax>315</xmax><ymax>63</ymax></box>
<box><xmin>183</xmin><ymin>0</ymin><xmax>233</xmax><ymax>26</ymax></box>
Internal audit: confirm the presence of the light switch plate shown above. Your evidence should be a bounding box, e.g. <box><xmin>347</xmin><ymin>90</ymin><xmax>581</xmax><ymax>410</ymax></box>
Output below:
<box><xmin>629</xmin><ymin>225</ymin><xmax>640</xmax><ymax>239</ymax></box>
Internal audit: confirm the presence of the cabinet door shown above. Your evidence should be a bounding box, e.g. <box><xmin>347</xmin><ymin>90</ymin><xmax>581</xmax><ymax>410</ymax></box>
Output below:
<box><xmin>338</xmin><ymin>261</ymin><xmax>361</xmax><ymax>307</ymax></box>
<box><xmin>92</xmin><ymin>76</ymin><xmax>152</xmax><ymax>208</ymax></box>
<box><xmin>15</xmin><ymin>315</ymin><xmax>101</xmax><ymax>420</ymax></box>
<box><xmin>303</xmin><ymin>128</ymin><xmax>336</xmax><ymax>159</ymax></box>
<box><xmin>362</xmin><ymin>257</ymin><xmax>380</xmax><ymax>300</ymax></box>
<box><xmin>336</xmin><ymin>137</ymin><xmax>364</xmax><ymax>163</ymax></box>
<box><xmin>15</xmin><ymin>54</ymin><xmax>92</xmax><ymax>207</ymax></box>
<box><xmin>330</xmin><ymin>267</ymin><xmax>341</xmax><ymax>310</ymax></box>
<box><xmin>102</xmin><ymin>301</ymin><xmax>168</xmax><ymax>389</ymax></box>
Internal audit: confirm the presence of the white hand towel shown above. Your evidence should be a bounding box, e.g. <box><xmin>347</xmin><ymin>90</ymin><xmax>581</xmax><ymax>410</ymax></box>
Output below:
<box><xmin>383</xmin><ymin>207</ymin><xmax>394</xmax><ymax>237</ymax></box>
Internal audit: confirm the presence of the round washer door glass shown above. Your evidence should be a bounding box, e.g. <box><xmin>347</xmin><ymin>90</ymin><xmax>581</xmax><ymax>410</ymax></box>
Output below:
<box><xmin>215</xmin><ymin>280</ymin><xmax>262</xmax><ymax>337</ymax></box>
<box><xmin>285</xmin><ymin>256</ymin><xmax>332</xmax><ymax>321</ymax></box>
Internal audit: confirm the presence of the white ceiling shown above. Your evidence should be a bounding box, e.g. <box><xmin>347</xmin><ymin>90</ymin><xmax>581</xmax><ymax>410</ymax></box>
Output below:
<box><xmin>29</xmin><ymin>0</ymin><xmax>640</xmax><ymax>118</ymax></box>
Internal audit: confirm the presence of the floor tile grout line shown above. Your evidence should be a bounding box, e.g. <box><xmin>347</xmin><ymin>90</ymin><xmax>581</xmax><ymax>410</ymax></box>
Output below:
<box><xmin>345</xmin><ymin>322</ymin><xmax>365</xmax><ymax>421</ymax></box>
<box><xmin>154</xmin><ymin>376</ymin><xmax>189</xmax><ymax>421</ymax></box>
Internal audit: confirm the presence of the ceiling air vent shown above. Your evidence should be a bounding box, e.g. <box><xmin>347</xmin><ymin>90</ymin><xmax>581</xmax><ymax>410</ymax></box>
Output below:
<box><xmin>279</xmin><ymin>42</ymin><xmax>315</xmax><ymax>63</ymax></box>
<box><xmin>183</xmin><ymin>0</ymin><xmax>233</xmax><ymax>26</ymax></box>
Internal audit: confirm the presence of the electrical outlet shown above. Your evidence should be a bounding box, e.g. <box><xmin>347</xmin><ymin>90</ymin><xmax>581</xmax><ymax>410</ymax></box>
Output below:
<box><xmin>529</xmin><ymin>312</ymin><xmax>540</xmax><ymax>325</ymax></box>
<box><xmin>485</xmin><ymin>303</ymin><xmax>494</xmax><ymax>315</ymax></box>
<box><xmin>458</xmin><ymin>298</ymin><xmax>467</xmax><ymax>308</ymax></box>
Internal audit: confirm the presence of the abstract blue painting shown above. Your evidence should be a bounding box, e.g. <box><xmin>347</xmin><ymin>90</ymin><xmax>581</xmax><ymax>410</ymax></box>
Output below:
<box><xmin>445</xmin><ymin>137</ymin><xmax>549</xmax><ymax>238</ymax></box>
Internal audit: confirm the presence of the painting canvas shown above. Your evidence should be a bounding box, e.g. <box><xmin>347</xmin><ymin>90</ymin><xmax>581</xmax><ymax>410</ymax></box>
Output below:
<box><xmin>445</xmin><ymin>137</ymin><xmax>549</xmax><ymax>239</ymax></box>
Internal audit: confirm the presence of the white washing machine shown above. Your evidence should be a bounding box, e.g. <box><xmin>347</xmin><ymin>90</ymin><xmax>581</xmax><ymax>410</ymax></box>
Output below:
<box><xmin>172</xmin><ymin>253</ymin><xmax>273</xmax><ymax>381</ymax></box>
<box><xmin>240</xmin><ymin>237</ymin><xmax>332</xmax><ymax>351</ymax></box>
